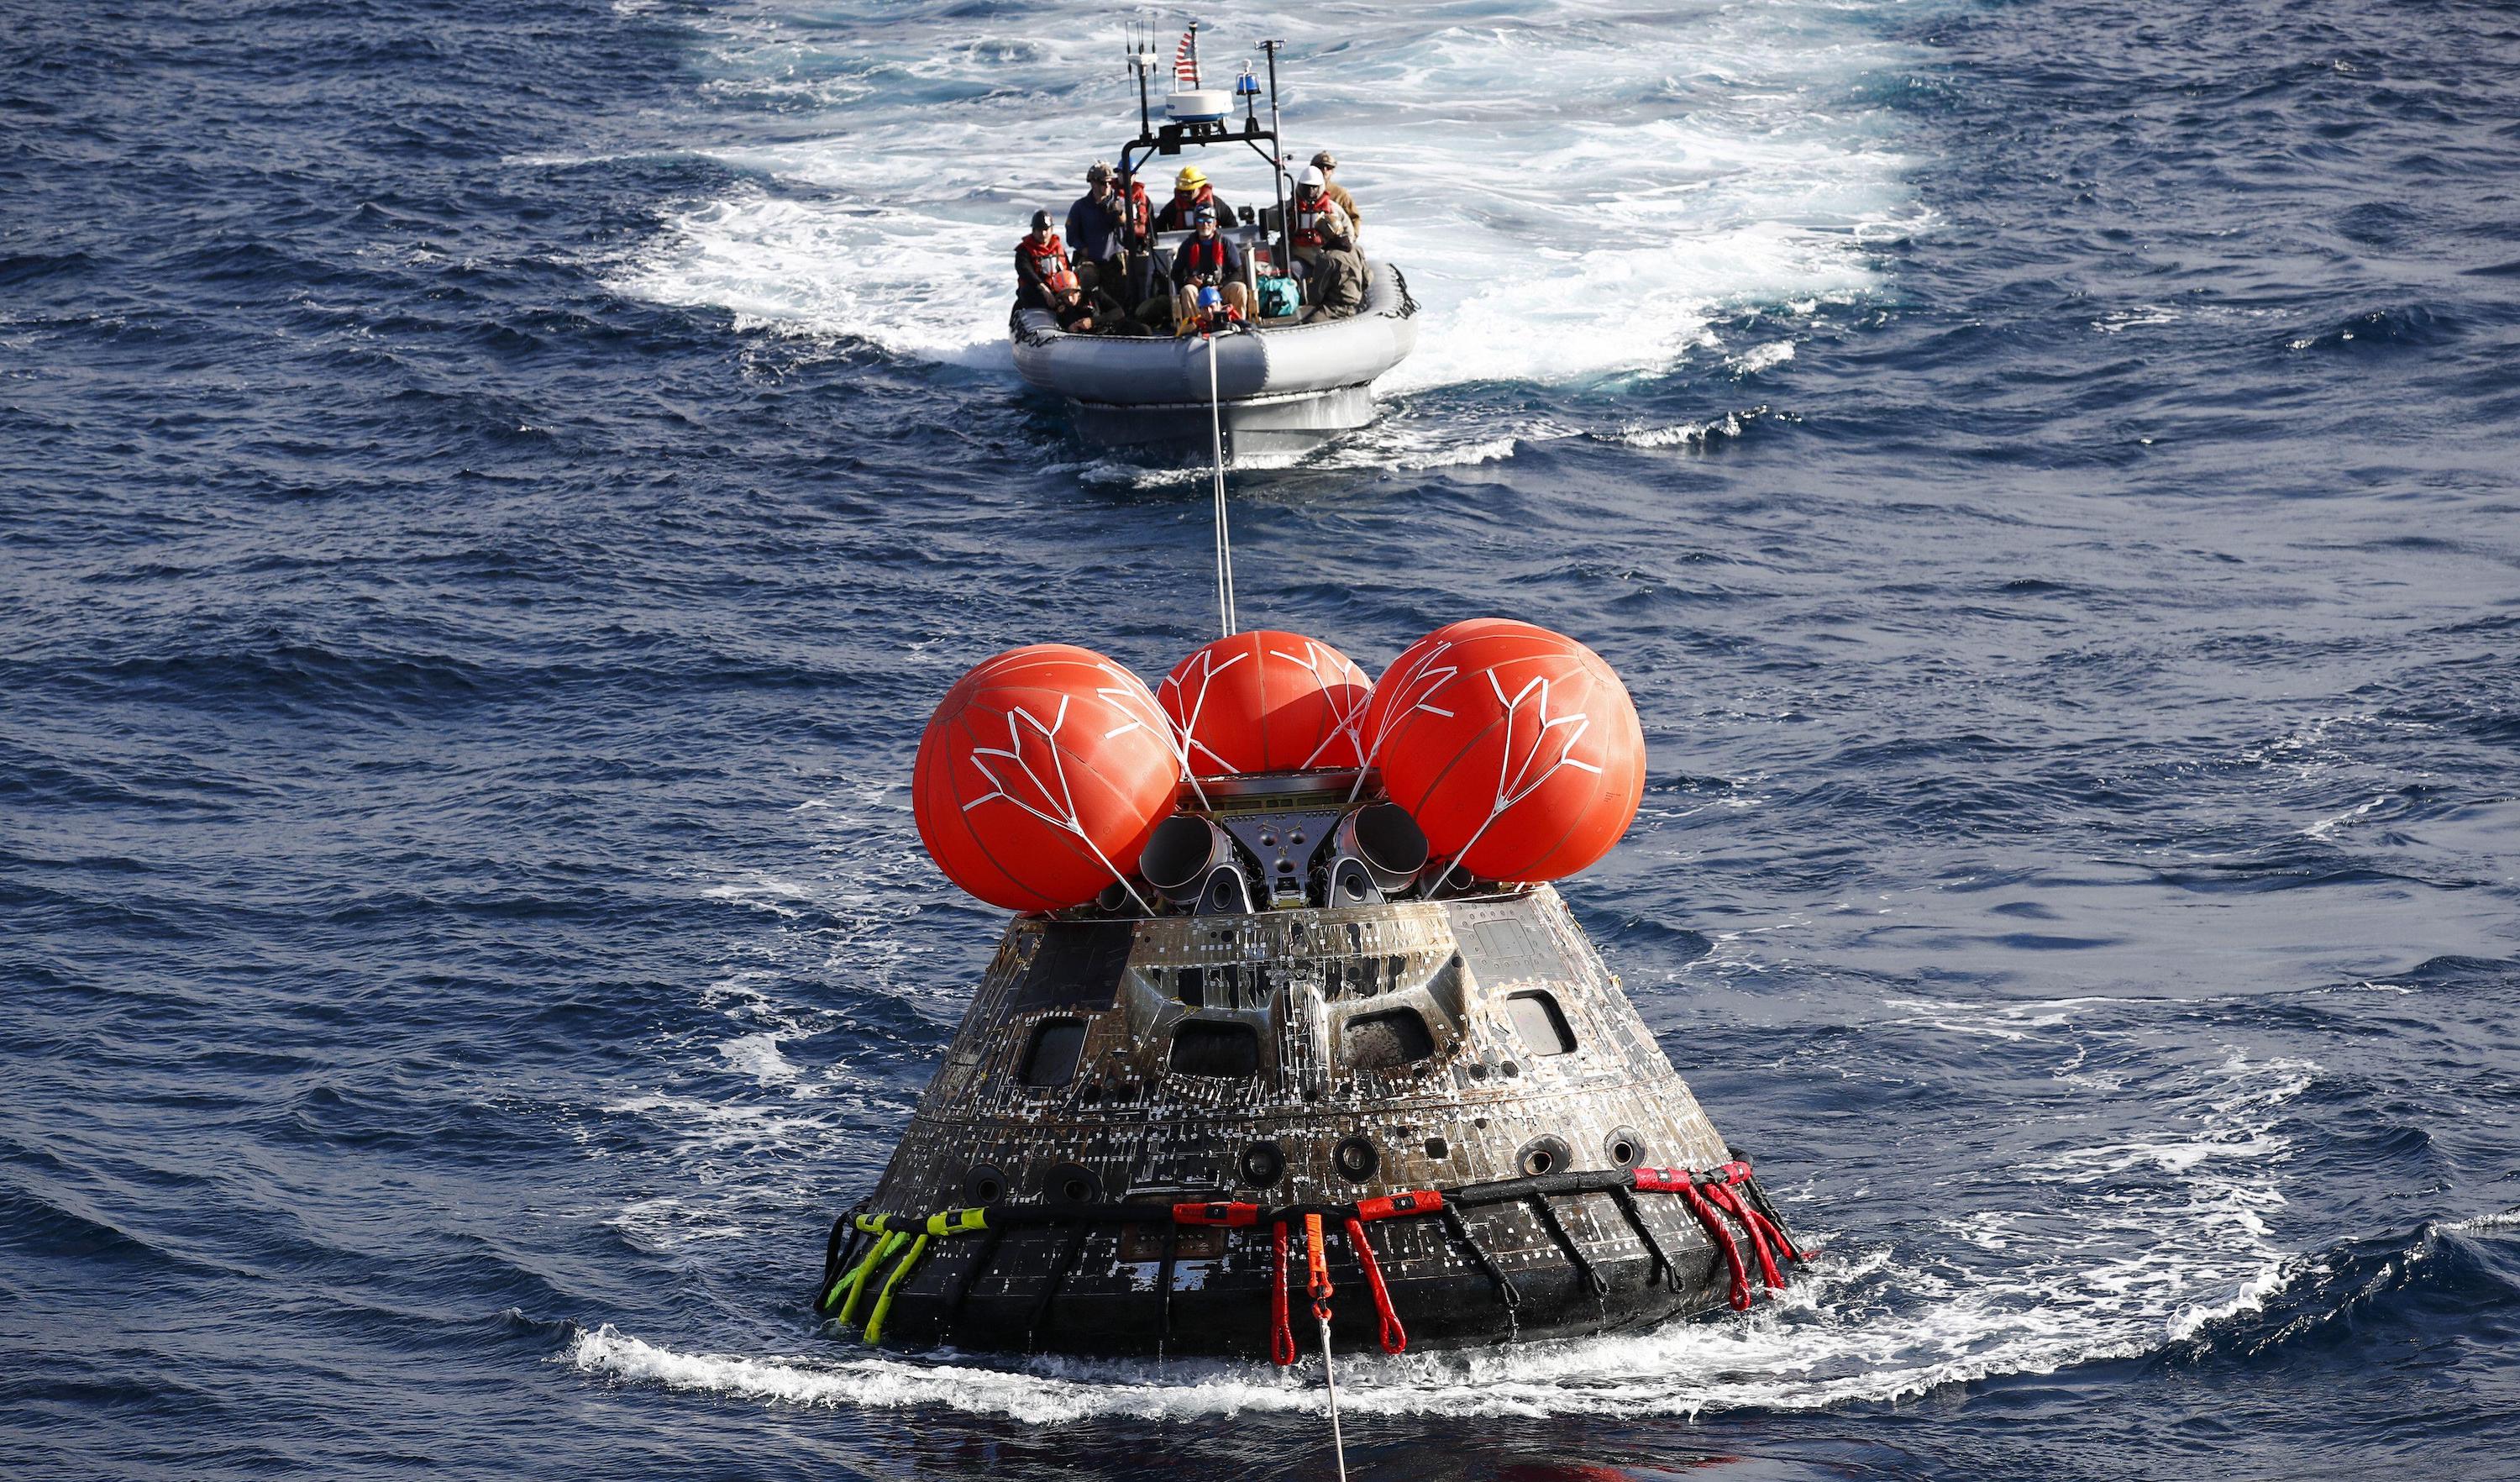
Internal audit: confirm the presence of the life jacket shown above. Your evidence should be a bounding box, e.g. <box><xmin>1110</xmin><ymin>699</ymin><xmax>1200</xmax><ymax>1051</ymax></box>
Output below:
<box><xmin>1295</xmin><ymin>193</ymin><xmax>1335</xmax><ymax>250</ymax></box>
<box><xmin>1126</xmin><ymin>181</ymin><xmax>1152</xmax><ymax>239</ymax></box>
<box><xmin>1177</xmin><ymin>233</ymin><xmax>1229</xmax><ymax>280</ymax></box>
<box><xmin>1016</xmin><ymin>232</ymin><xmax>1068</xmax><ymax>277</ymax></box>
<box><xmin>1159</xmin><ymin>183</ymin><xmax>1217</xmax><ymax>231</ymax></box>
<box><xmin>1189</xmin><ymin>299</ymin><xmax>1243</xmax><ymax>334</ymax></box>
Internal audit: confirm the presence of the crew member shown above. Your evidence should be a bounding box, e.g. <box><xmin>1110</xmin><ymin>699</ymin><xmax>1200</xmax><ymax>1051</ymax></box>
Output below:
<box><xmin>1290</xmin><ymin>166</ymin><xmax>1357</xmax><ymax>271</ymax></box>
<box><xmin>1012</xmin><ymin>209</ymin><xmax>1070</xmax><ymax>308</ymax></box>
<box><xmin>1309</xmin><ymin>150</ymin><xmax>1361</xmax><ymax>239</ymax></box>
<box><xmin>1185</xmin><ymin>284</ymin><xmax>1246</xmax><ymax>335</ymax></box>
<box><xmin>1299</xmin><ymin>250</ymin><xmax>1363</xmax><ymax>323</ymax></box>
<box><xmin>1153</xmin><ymin>165</ymin><xmax>1236</xmax><ymax>234</ymax></box>
<box><xmin>1063</xmin><ymin>163</ymin><xmax>1127</xmax><ymax>295</ymax></box>
<box><xmin>1116</xmin><ymin>168</ymin><xmax>1156</xmax><ymax>300</ymax></box>
<box><xmin>1289</xmin><ymin>167</ymin><xmax>1364</xmax><ymax>323</ymax></box>
<box><xmin>1168</xmin><ymin>207</ymin><xmax>1250</xmax><ymax>332</ymax></box>
<box><xmin>1044</xmin><ymin>269</ymin><xmax>1129</xmax><ymax>335</ymax></box>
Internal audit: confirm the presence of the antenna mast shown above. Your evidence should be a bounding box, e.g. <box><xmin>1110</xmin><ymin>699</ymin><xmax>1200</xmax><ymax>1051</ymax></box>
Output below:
<box><xmin>1124</xmin><ymin>13</ymin><xmax>1156</xmax><ymax>139</ymax></box>
<box><xmin>1261</xmin><ymin>39</ymin><xmax>1289</xmax><ymax>263</ymax></box>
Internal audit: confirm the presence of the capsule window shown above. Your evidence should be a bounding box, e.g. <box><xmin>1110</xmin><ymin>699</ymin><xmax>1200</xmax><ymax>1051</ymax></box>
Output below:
<box><xmin>1011</xmin><ymin>922</ymin><xmax>1134</xmax><ymax>1012</ymax></box>
<box><xmin>1342</xmin><ymin>1007</ymin><xmax>1436</xmax><ymax>1072</ymax></box>
<box><xmin>1170</xmin><ymin>1019</ymin><xmax>1261</xmax><ymax>1078</ymax></box>
<box><xmin>1021</xmin><ymin>1018</ymin><xmax>1089</xmax><ymax>1086</ymax></box>
<box><xmin>1505</xmin><ymin>991</ymin><xmax>1576</xmax><ymax>1057</ymax></box>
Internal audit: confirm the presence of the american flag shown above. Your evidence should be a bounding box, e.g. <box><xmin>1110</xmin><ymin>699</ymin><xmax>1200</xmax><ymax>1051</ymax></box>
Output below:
<box><xmin>1173</xmin><ymin>24</ymin><xmax>1199</xmax><ymax>87</ymax></box>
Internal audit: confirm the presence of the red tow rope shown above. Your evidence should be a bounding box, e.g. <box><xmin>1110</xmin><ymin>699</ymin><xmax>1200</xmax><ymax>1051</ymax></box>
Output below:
<box><xmin>1701</xmin><ymin>1180</ymin><xmax>1787</xmax><ymax>1292</ymax></box>
<box><xmin>1268</xmin><ymin>1219</ymin><xmax>1297</xmax><ymax>1366</ymax></box>
<box><xmin>1343</xmin><ymin>1216</ymin><xmax>1407</xmax><ymax>1353</ymax></box>
<box><xmin>1707</xmin><ymin>1162</ymin><xmax>1804</xmax><ymax>1263</ymax></box>
<box><xmin>1653</xmin><ymin>1169</ymin><xmax>1753</xmax><ymax>1311</ymax></box>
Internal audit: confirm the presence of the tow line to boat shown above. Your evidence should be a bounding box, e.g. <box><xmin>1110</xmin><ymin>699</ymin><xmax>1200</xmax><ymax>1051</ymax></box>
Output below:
<box><xmin>1205</xmin><ymin>332</ymin><xmax>1238</xmax><ymax>640</ymax></box>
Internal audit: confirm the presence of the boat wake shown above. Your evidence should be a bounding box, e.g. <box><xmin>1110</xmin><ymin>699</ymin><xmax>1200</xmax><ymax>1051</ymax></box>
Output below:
<box><xmin>614</xmin><ymin>1</ymin><xmax>1923</xmax><ymax>399</ymax></box>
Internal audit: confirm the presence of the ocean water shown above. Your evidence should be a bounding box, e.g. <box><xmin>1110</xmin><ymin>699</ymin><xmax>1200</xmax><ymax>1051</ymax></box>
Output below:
<box><xmin>6</xmin><ymin>0</ymin><xmax>2520</xmax><ymax>1477</ymax></box>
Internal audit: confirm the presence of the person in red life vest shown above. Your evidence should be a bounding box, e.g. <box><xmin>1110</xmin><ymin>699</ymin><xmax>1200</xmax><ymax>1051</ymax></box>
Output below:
<box><xmin>1109</xmin><ymin>169</ymin><xmax>1157</xmax><ymax>302</ymax></box>
<box><xmin>1152</xmin><ymin>164</ymin><xmax>1237</xmax><ymax>234</ymax></box>
<box><xmin>1168</xmin><ymin>206</ymin><xmax>1250</xmax><ymax>334</ymax></box>
<box><xmin>1289</xmin><ymin>166</ymin><xmax>1357</xmax><ymax>268</ymax></box>
<box><xmin>1290</xmin><ymin>166</ymin><xmax>1364</xmax><ymax>323</ymax></box>
<box><xmin>1012</xmin><ymin>209</ymin><xmax>1070</xmax><ymax>309</ymax></box>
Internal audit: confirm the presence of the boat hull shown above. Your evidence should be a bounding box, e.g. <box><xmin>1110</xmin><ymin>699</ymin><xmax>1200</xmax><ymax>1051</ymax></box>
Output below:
<box><xmin>1012</xmin><ymin>260</ymin><xmax>1420</xmax><ymax>461</ymax></box>
<box><xmin>1068</xmin><ymin>383</ymin><xmax>1379</xmax><ymax>460</ymax></box>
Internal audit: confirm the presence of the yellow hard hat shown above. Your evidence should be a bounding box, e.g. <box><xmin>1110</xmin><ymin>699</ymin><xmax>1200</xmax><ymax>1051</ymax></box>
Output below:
<box><xmin>1175</xmin><ymin>165</ymin><xmax>1207</xmax><ymax>190</ymax></box>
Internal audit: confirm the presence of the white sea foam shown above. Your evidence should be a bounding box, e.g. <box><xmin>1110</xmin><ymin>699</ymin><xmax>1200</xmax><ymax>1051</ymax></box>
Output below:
<box><xmin>699</xmin><ymin>873</ymin><xmax>811</xmax><ymax>919</ymax></box>
<box><xmin>572</xmin><ymin>1025</ymin><xmax>2308</xmax><ymax>1420</ymax></box>
<box><xmin>2445</xmin><ymin>1208</ymin><xmax>2520</xmax><ymax>1234</ymax></box>
<box><xmin>1605</xmin><ymin>411</ymin><xmax>1758</xmax><ymax>449</ymax></box>
<box><xmin>614</xmin><ymin>1</ymin><xmax>1923</xmax><ymax>392</ymax></box>
<box><xmin>717</xmin><ymin>1031</ymin><xmax>801</xmax><ymax>1085</ymax></box>
<box><xmin>1310</xmin><ymin>415</ymin><xmax>1582</xmax><ymax>472</ymax></box>
<box><xmin>2304</xmin><ymin>791</ymin><xmax>2391</xmax><ymax>839</ymax></box>
<box><xmin>1729</xmin><ymin>339</ymin><xmax>1797</xmax><ymax>375</ymax></box>
<box><xmin>606</xmin><ymin>1196</ymin><xmax>751</xmax><ymax>1253</ymax></box>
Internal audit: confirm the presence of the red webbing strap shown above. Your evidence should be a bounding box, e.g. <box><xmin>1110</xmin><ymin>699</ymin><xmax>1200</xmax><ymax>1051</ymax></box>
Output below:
<box><xmin>1175</xmin><ymin>1201</ymin><xmax>1262</xmax><ymax>1227</ymax></box>
<box><xmin>1304</xmin><ymin>1212</ymin><xmax>1334</xmax><ymax>1321</ymax></box>
<box><xmin>1268</xmin><ymin>1219</ymin><xmax>1297</xmax><ymax>1366</ymax></box>
<box><xmin>1343</xmin><ymin>1215</ymin><xmax>1406</xmax><ymax>1354</ymax></box>
<box><xmin>1702</xmin><ymin>1180</ymin><xmax>1786</xmax><ymax>1291</ymax></box>
<box><xmin>1354</xmin><ymin>1189</ymin><xmax>1444</xmax><ymax>1222</ymax></box>
<box><xmin>1673</xmin><ymin>1178</ymin><xmax>1753</xmax><ymax>1311</ymax></box>
<box><xmin>1703</xmin><ymin>1159</ymin><xmax>1804</xmax><ymax>1265</ymax></box>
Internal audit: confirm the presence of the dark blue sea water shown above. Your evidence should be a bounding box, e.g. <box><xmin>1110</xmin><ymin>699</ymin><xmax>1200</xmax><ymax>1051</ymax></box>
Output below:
<box><xmin>8</xmin><ymin>1</ymin><xmax>2520</xmax><ymax>1477</ymax></box>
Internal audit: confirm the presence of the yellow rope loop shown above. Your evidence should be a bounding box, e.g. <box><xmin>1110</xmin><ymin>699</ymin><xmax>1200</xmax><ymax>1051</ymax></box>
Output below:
<box><xmin>862</xmin><ymin>1232</ymin><xmax>933</xmax><ymax>1346</ymax></box>
<box><xmin>832</xmin><ymin>1230</ymin><xmax>907</xmax><ymax>1327</ymax></box>
<box><xmin>821</xmin><ymin>1221</ymin><xmax>888</xmax><ymax>1314</ymax></box>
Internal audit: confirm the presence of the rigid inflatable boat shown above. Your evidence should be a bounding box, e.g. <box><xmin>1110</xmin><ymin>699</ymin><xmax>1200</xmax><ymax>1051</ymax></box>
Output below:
<box><xmin>813</xmin><ymin>625</ymin><xmax>1804</xmax><ymax>1362</ymax></box>
<box><xmin>1013</xmin><ymin>260</ymin><xmax>1418</xmax><ymax>460</ymax></box>
<box><xmin>1009</xmin><ymin>23</ymin><xmax>1419</xmax><ymax>462</ymax></box>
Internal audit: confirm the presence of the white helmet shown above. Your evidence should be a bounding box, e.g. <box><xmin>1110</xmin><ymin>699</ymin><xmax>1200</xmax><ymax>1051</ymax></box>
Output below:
<box><xmin>1298</xmin><ymin>165</ymin><xmax>1326</xmax><ymax>188</ymax></box>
